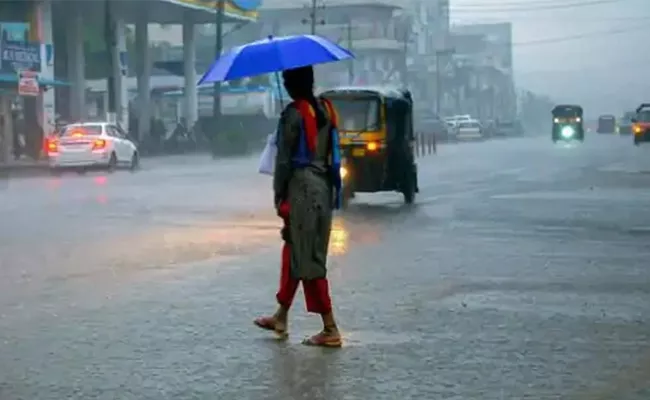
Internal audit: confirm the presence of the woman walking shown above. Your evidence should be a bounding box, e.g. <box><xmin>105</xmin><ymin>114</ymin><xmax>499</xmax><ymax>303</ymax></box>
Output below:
<box><xmin>254</xmin><ymin>66</ymin><xmax>343</xmax><ymax>347</ymax></box>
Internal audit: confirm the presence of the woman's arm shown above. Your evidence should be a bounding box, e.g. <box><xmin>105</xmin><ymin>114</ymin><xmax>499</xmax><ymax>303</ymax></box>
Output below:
<box><xmin>273</xmin><ymin>105</ymin><xmax>300</xmax><ymax>208</ymax></box>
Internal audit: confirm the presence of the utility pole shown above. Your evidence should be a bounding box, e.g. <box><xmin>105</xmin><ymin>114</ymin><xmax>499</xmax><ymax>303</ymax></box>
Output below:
<box><xmin>346</xmin><ymin>20</ymin><xmax>353</xmax><ymax>84</ymax></box>
<box><xmin>104</xmin><ymin>0</ymin><xmax>116</xmax><ymax>122</ymax></box>
<box><xmin>213</xmin><ymin>0</ymin><xmax>224</xmax><ymax>119</ymax></box>
<box><xmin>310</xmin><ymin>0</ymin><xmax>316</xmax><ymax>34</ymax></box>
<box><xmin>302</xmin><ymin>0</ymin><xmax>324</xmax><ymax>34</ymax></box>
<box><xmin>435</xmin><ymin>48</ymin><xmax>454</xmax><ymax>116</ymax></box>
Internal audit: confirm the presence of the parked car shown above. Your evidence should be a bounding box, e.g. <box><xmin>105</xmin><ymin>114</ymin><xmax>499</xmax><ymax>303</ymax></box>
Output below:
<box><xmin>456</xmin><ymin>119</ymin><xmax>484</xmax><ymax>141</ymax></box>
<box><xmin>417</xmin><ymin>115</ymin><xmax>450</xmax><ymax>142</ymax></box>
<box><xmin>46</xmin><ymin>122</ymin><xmax>139</xmax><ymax>173</ymax></box>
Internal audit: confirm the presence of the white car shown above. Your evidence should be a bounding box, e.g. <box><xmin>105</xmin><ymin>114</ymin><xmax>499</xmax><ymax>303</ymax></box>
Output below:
<box><xmin>456</xmin><ymin>119</ymin><xmax>483</xmax><ymax>140</ymax></box>
<box><xmin>47</xmin><ymin>122</ymin><xmax>139</xmax><ymax>172</ymax></box>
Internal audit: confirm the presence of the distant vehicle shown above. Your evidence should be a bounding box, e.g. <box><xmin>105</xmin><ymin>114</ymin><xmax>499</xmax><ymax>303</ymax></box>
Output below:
<box><xmin>444</xmin><ymin>114</ymin><xmax>471</xmax><ymax>126</ymax></box>
<box><xmin>495</xmin><ymin>119</ymin><xmax>524</xmax><ymax>137</ymax></box>
<box><xmin>552</xmin><ymin>104</ymin><xmax>584</xmax><ymax>142</ymax></box>
<box><xmin>46</xmin><ymin>122</ymin><xmax>139</xmax><ymax>173</ymax></box>
<box><xmin>619</xmin><ymin>111</ymin><xmax>635</xmax><ymax>135</ymax></box>
<box><xmin>456</xmin><ymin>119</ymin><xmax>483</xmax><ymax>141</ymax></box>
<box><xmin>597</xmin><ymin>115</ymin><xmax>616</xmax><ymax>133</ymax></box>
<box><xmin>632</xmin><ymin>104</ymin><xmax>650</xmax><ymax>146</ymax></box>
<box><xmin>418</xmin><ymin>115</ymin><xmax>450</xmax><ymax>142</ymax></box>
<box><xmin>321</xmin><ymin>86</ymin><xmax>418</xmax><ymax>205</ymax></box>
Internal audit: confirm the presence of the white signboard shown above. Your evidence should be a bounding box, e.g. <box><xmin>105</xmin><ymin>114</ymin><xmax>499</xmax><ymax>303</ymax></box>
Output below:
<box><xmin>17</xmin><ymin>70</ymin><xmax>39</xmax><ymax>96</ymax></box>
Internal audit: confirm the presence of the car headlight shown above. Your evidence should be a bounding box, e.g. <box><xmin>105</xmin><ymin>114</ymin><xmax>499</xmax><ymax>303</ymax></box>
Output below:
<box><xmin>561</xmin><ymin>126</ymin><xmax>575</xmax><ymax>138</ymax></box>
<box><xmin>575</xmin><ymin>117</ymin><xmax>581</xmax><ymax>122</ymax></box>
<box><xmin>553</xmin><ymin>118</ymin><xmax>559</xmax><ymax>123</ymax></box>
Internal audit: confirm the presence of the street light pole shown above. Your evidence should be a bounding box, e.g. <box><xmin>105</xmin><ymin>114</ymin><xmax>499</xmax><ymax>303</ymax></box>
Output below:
<box><xmin>310</xmin><ymin>0</ymin><xmax>317</xmax><ymax>34</ymax></box>
<box><xmin>347</xmin><ymin>20</ymin><xmax>353</xmax><ymax>84</ymax></box>
<box><xmin>213</xmin><ymin>0</ymin><xmax>224</xmax><ymax>119</ymax></box>
<box><xmin>104</xmin><ymin>0</ymin><xmax>116</xmax><ymax>122</ymax></box>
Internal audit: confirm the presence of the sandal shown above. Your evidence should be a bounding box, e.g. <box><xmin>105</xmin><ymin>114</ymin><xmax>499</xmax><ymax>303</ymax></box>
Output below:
<box><xmin>254</xmin><ymin>316</ymin><xmax>288</xmax><ymax>339</ymax></box>
<box><xmin>302</xmin><ymin>330</ymin><xmax>342</xmax><ymax>348</ymax></box>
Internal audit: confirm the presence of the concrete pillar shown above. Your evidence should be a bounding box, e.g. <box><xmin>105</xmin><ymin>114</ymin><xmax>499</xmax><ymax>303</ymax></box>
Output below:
<box><xmin>35</xmin><ymin>0</ymin><xmax>56</xmax><ymax>136</ymax></box>
<box><xmin>182</xmin><ymin>18</ymin><xmax>198</xmax><ymax>125</ymax></box>
<box><xmin>135</xmin><ymin>13</ymin><xmax>151</xmax><ymax>142</ymax></box>
<box><xmin>112</xmin><ymin>18</ymin><xmax>129</xmax><ymax>132</ymax></box>
<box><xmin>0</xmin><ymin>97</ymin><xmax>13</xmax><ymax>163</ymax></box>
<box><xmin>66</xmin><ymin>7</ymin><xmax>85</xmax><ymax>121</ymax></box>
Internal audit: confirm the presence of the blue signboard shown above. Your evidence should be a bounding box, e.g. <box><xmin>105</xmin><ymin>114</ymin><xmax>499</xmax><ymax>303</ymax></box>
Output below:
<box><xmin>0</xmin><ymin>23</ymin><xmax>29</xmax><ymax>42</ymax></box>
<box><xmin>0</xmin><ymin>39</ymin><xmax>41</xmax><ymax>73</ymax></box>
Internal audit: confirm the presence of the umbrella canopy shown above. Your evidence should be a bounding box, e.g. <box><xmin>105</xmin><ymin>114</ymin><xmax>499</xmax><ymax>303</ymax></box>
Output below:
<box><xmin>198</xmin><ymin>34</ymin><xmax>354</xmax><ymax>84</ymax></box>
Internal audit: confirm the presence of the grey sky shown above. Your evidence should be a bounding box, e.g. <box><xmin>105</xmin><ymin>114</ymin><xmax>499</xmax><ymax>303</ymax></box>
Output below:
<box><xmin>452</xmin><ymin>0</ymin><xmax>649</xmax><ymax>115</ymax></box>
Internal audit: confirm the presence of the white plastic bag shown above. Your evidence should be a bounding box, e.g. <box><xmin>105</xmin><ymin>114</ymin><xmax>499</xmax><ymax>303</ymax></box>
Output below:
<box><xmin>258</xmin><ymin>130</ymin><xmax>278</xmax><ymax>176</ymax></box>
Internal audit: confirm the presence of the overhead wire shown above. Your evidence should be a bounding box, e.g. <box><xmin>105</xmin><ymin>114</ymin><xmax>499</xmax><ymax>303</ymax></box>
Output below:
<box><xmin>509</xmin><ymin>24</ymin><xmax>648</xmax><ymax>46</ymax></box>
<box><xmin>451</xmin><ymin>0</ymin><xmax>627</xmax><ymax>12</ymax></box>
<box><xmin>453</xmin><ymin>0</ymin><xmax>625</xmax><ymax>6</ymax></box>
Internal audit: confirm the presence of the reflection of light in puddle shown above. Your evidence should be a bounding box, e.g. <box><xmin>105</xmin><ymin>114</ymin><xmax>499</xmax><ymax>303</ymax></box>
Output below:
<box><xmin>94</xmin><ymin>176</ymin><xmax>107</xmax><ymax>185</ymax></box>
<box><xmin>96</xmin><ymin>194</ymin><xmax>108</xmax><ymax>204</ymax></box>
<box><xmin>46</xmin><ymin>178</ymin><xmax>61</xmax><ymax>189</ymax></box>
<box><xmin>329</xmin><ymin>217</ymin><xmax>349</xmax><ymax>255</ymax></box>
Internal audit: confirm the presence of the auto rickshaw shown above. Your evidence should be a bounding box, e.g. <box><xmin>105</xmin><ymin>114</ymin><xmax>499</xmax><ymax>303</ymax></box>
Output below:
<box><xmin>632</xmin><ymin>103</ymin><xmax>650</xmax><ymax>146</ymax></box>
<box><xmin>320</xmin><ymin>86</ymin><xmax>419</xmax><ymax>207</ymax></box>
<box><xmin>552</xmin><ymin>104</ymin><xmax>584</xmax><ymax>142</ymax></box>
<box><xmin>596</xmin><ymin>114</ymin><xmax>616</xmax><ymax>134</ymax></box>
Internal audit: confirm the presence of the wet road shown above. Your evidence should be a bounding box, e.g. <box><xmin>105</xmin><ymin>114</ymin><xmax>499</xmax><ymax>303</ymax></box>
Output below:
<box><xmin>1</xmin><ymin>136</ymin><xmax>650</xmax><ymax>399</ymax></box>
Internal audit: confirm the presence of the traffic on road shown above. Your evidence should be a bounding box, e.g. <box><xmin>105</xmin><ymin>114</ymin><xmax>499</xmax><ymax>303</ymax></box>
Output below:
<box><xmin>1</xmin><ymin>133</ymin><xmax>649</xmax><ymax>399</ymax></box>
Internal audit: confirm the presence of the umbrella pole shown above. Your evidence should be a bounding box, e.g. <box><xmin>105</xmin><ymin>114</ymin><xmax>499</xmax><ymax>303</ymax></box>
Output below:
<box><xmin>274</xmin><ymin>72</ymin><xmax>284</xmax><ymax>109</ymax></box>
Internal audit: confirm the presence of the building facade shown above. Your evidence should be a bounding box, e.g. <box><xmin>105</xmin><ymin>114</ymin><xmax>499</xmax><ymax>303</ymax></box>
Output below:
<box><xmin>451</xmin><ymin>22</ymin><xmax>516</xmax><ymax>121</ymax></box>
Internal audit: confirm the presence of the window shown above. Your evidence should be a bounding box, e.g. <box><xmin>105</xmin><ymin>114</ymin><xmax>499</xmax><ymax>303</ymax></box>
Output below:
<box><xmin>329</xmin><ymin>98</ymin><xmax>381</xmax><ymax>131</ymax></box>
<box><xmin>59</xmin><ymin>124</ymin><xmax>102</xmax><ymax>136</ymax></box>
<box><xmin>637</xmin><ymin>110</ymin><xmax>650</xmax><ymax>122</ymax></box>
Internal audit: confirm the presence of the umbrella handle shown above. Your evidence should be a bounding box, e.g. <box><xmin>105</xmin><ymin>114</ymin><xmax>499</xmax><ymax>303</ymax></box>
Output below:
<box><xmin>274</xmin><ymin>71</ymin><xmax>284</xmax><ymax>109</ymax></box>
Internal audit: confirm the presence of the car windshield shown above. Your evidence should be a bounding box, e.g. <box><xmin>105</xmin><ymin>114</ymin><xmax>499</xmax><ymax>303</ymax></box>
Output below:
<box><xmin>621</xmin><ymin>112</ymin><xmax>635</xmax><ymax>123</ymax></box>
<box><xmin>329</xmin><ymin>97</ymin><xmax>381</xmax><ymax>131</ymax></box>
<box><xmin>638</xmin><ymin>110</ymin><xmax>650</xmax><ymax>122</ymax></box>
<box><xmin>59</xmin><ymin>125</ymin><xmax>103</xmax><ymax>137</ymax></box>
<box><xmin>459</xmin><ymin>121</ymin><xmax>479</xmax><ymax>128</ymax></box>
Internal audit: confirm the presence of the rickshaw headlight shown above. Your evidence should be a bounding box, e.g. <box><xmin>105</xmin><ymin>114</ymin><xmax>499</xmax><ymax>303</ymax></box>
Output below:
<box><xmin>561</xmin><ymin>126</ymin><xmax>575</xmax><ymax>138</ymax></box>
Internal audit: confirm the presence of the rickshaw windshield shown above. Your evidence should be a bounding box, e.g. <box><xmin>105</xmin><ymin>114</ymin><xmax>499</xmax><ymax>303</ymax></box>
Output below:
<box><xmin>553</xmin><ymin>107</ymin><xmax>582</xmax><ymax>119</ymax></box>
<box><xmin>637</xmin><ymin>110</ymin><xmax>650</xmax><ymax>122</ymax></box>
<box><xmin>328</xmin><ymin>97</ymin><xmax>381</xmax><ymax>131</ymax></box>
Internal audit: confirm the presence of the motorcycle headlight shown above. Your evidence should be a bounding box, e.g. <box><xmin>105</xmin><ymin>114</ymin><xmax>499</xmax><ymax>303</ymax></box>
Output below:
<box><xmin>561</xmin><ymin>126</ymin><xmax>575</xmax><ymax>138</ymax></box>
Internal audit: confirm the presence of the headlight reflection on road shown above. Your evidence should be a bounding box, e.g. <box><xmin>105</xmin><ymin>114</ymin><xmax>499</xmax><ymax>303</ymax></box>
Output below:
<box><xmin>329</xmin><ymin>217</ymin><xmax>349</xmax><ymax>255</ymax></box>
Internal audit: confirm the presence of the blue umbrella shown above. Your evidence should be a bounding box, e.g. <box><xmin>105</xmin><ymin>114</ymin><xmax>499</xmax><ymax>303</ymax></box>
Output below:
<box><xmin>198</xmin><ymin>34</ymin><xmax>354</xmax><ymax>84</ymax></box>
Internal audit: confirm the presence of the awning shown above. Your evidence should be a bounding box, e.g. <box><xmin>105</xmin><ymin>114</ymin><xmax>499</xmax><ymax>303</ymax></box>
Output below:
<box><xmin>0</xmin><ymin>74</ymin><xmax>69</xmax><ymax>86</ymax></box>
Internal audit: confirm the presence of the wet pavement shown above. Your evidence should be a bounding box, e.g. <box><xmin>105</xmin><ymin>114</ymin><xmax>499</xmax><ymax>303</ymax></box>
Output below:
<box><xmin>1</xmin><ymin>136</ymin><xmax>650</xmax><ymax>399</ymax></box>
